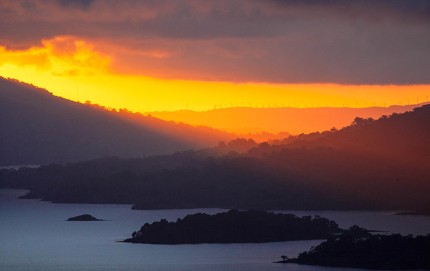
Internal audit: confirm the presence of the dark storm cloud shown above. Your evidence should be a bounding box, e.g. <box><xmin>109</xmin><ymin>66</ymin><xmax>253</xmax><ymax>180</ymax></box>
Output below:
<box><xmin>4</xmin><ymin>0</ymin><xmax>428</xmax><ymax>41</ymax></box>
<box><xmin>1</xmin><ymin>0</ymin><xmax>429</xmax><ymax>84</ymax></box>
<box><xmin>268</xmin><ymin>0</ymin><xmax>430</xmax><ymax>21</ymax></box>
<box><xmin>57</xmin><ymin>0</ymin><xmax>94</xmax><ymax>10</ymax></box>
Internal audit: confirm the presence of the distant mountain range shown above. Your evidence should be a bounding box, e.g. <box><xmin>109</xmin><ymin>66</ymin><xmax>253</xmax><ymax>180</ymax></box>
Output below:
<box><xmin>149</xmin><ymin>104</ymin><xmax>427</xmax><ymax>134</ymax></box>
<box><xmin>2</xmin><ymin>104</ymin><xmax>429</xmax><ymax>211</ymax></box>
<box><xmin>0</xmin><ymin>77</ymin><xmax>234</xmax><ymax>166</ymax></box>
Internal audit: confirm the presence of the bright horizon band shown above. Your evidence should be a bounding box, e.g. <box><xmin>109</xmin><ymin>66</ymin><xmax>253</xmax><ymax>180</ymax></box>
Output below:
<box><xmin>1</xmin><ymin>37</ymin><xmax>429</xmax><ymax>113</ymax></box>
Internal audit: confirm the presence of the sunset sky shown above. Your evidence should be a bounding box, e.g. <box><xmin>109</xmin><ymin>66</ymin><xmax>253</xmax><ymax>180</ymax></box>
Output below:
<box><xmin>1</xmin><ymin>0</ymin><xmax>429</xmax><ymax>112</ymax></box>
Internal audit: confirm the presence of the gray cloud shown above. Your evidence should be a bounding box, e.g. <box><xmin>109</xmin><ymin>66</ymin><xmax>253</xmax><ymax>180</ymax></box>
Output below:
<box><xmin>57</xmin><ymin>0</ymin><xmax>94</xmax><ymax>10</ymax></box>
<box><xmin>267</xmin><ymin>0</ymin><xmax>430</xmax><ymax>22</ymax></box>
<box><xmin>1</xmin><ymin>0</ymin><xmax>429</xmax><ymax>84</ymax></box>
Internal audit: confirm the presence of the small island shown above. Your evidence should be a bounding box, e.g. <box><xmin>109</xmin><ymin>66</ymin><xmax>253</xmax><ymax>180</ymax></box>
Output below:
<box><xmin>124</xmin><ymin>209</ymin><xmax>341</xmax><ymax>244</ymax></box>
<box><xmin>281</xmin><ymin>229</ymin><xmax>430</xmax><ymax>270</ymax></box>
<box><xmin>67</xmin><ymin>214</ymin><xmax>104</xmax><ymax>221</ymax></box>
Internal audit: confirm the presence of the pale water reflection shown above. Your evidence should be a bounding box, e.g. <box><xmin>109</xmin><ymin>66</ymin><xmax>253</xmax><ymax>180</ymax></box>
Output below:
<box><xmin>1</xmin><ymin>189</ymin><xmax>429</xmax><ymax>271</ymax></box>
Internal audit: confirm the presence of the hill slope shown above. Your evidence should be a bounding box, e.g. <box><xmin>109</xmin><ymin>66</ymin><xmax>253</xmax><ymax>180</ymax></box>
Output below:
<box><xmin>0</xmin><ymin>77</ymin><xmax>234</xmax><ymax>166</ymax></box>
<box><xmin>278</xmin><ymin>105</ymin><xmax>430</xmax><ymax>165</ymax></box>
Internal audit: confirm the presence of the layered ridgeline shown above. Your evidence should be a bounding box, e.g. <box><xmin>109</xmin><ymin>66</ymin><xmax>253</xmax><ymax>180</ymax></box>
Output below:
<box><xmin>0</xmin><ymin>77</ymin><xmax>234</xmax><ymax>166</ymax></box>
<box><xmin>1</xmin><ymin>105</ymin><xmax>429</xmax><ymax>211</ymax></box>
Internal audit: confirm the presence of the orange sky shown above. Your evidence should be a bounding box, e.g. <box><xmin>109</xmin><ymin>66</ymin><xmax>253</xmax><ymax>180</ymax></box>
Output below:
<box><xmin>1</xmin><ymin>36</ymin><xmax>429</xmax><ymax>113</ymax></box>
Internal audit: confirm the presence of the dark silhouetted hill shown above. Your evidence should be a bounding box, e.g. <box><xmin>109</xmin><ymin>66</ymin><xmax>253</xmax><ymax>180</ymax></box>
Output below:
<box><xmin>0</xmin><ymin>77</ymin><xmax>234</xmax><ymax>166</ymax></box>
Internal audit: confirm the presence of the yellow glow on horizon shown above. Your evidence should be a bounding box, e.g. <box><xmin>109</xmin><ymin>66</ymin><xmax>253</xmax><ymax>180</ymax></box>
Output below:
<box><xmin>1</xmin><ymin>36</ymin><xmax>429</xmax><ymax>113</ymax></box>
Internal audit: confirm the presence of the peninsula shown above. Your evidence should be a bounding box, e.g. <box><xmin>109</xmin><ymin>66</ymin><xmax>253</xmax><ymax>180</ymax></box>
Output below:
<box><xmin>282</xmin><ymin>230</ymin><xmax>430</xmax><ymax>270</ymax></box>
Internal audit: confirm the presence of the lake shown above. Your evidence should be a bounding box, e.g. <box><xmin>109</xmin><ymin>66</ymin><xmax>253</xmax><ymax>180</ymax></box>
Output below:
<box><xmin>1</xmin><ymin>189</ymin><xmax>430</xmax><ymax>271</ymax></box>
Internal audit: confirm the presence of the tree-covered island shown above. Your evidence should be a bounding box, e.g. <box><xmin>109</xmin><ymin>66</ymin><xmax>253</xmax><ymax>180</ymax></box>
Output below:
<box><xmin>124</xmin><ymin>209</ymin><xmax>341</xmax><ymax>244</ymax></box>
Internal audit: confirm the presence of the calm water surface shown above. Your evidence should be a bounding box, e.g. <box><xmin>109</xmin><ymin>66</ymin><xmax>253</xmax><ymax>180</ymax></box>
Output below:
<box><xmin>1</xmin><ymin>189</ymin><xmax>430</xmax><ymax>271</ymax></box>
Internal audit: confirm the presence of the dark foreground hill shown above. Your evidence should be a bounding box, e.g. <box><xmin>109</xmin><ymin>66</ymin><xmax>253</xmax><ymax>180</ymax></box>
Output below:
<box><xmin>1</xmin><ymin>105</ymin><xmax>429</xmax><ymax>211</ymax></box>
<box><xmin>124</xmin><ymin>209</ymin><xmax>341</xmax><ymax>244</ymax></box>
<box><xmin>0</xmin><ymin>77</ymin><xmax>233</xmax><ymax>166</ymax></box>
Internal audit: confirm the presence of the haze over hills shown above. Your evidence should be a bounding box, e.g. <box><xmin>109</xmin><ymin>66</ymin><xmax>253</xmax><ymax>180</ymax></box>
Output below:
<box><xmin>0</xmin><ymin>77</ymin><xmax>235</xmax><ymax>166</ymax></box>
<box><xmin>149</xmin><ymin>105</ymin><xmax>427</xmax><ymax>135</ymax></box>
<box><xmin>2</xmin><ymin>104</ymin><xmax>429</xmax><ymax>211</ymax></box>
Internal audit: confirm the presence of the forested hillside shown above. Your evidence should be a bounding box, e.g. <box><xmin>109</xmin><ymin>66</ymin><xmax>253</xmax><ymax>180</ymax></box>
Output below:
<box><xmin>1</xmin><ymin>105</ymin><xmax>429</xmax><ymax>211</ymax></box>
